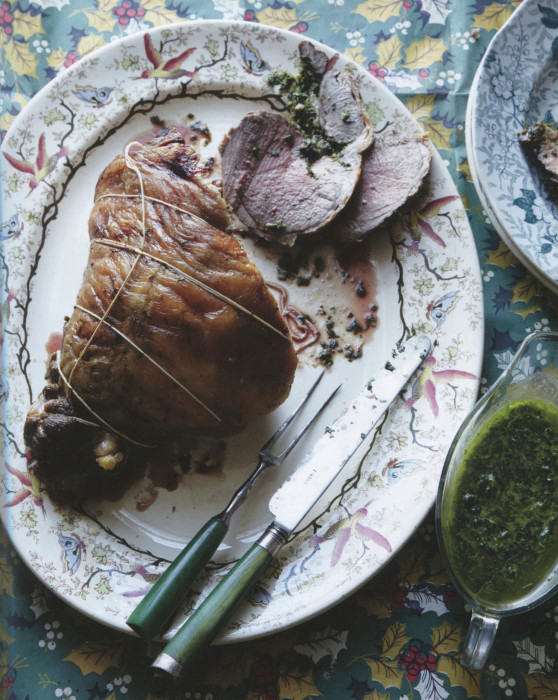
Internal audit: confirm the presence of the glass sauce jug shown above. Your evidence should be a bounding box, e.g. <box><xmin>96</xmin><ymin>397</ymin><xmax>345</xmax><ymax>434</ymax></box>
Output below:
<box><xmin>436</xmin><ymin>331</ymin><xmax>558</xmax><ymax>669</ymax></box>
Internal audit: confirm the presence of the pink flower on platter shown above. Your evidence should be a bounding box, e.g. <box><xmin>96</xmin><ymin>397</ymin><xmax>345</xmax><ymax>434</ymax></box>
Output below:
<box><xmin>139</xmin><ymin>33</ymin><xmax>196</xmax><ymax>80</ymax></box>
<box><xmin>406</xmin><ymin>355</ymin><xmax>477</xmax><ymax>417</ymax></box>
<box><xmin>410</xmin><ymin>195</ymin><xmax>460</xmax><ymax>248</ymax></box>
<box><xmin>2</xmin><ymin>133</ymin><xmax>67</xmax><ymax>192</ymax></box>
<box><xmin>319</xmin><ymin>507</ymin><xmax>391</xmax><ymax>566</ymax></box>
<box><xmin>3</xmin><ymin>463</ymin><xmax>45</xmax><ymax>514</ymax></box>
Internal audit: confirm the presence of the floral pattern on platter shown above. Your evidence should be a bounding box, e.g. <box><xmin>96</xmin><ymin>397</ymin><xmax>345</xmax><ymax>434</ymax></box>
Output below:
<box><xmin>468</xmin><ymin>0</ymin><xmax>558</xmax><ymax>294</ymax></box>
<box><xmin>1</xmin><ymin>20</ymin><xmax>483</xmax><ymax>643</ymax></box>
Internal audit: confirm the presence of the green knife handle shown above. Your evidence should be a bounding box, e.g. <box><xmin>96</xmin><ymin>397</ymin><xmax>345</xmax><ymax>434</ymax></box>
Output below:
<box><xmin>127</xmin><ymin>516</ymin><xmax>228</xmax><ymax>640</ymax></box>
<box><xmin>152</xmin><ymin>524</ymin><xmax>286</xmax><ymax>679</ymax></box>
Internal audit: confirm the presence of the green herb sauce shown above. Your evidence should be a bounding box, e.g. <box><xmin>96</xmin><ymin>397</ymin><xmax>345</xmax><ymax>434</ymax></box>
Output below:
<box><xmin>267</xmin><ymin>58</ymin><xmax>343</xmax><ymax>163</ymax></box>
<box><xmin>445</xmin><ymin>398</ymin><xmax>558</xmax><ymax>607</ymax></box>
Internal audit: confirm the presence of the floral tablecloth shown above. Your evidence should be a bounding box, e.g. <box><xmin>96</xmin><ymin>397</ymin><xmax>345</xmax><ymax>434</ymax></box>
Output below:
<box><xmin>5</xmin><ymin>0</ymin><xmax>558</xmax><ymax>698</ymax></box>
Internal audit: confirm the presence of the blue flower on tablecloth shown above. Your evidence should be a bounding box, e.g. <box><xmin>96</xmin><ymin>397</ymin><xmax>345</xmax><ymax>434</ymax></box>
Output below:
<box><xmin>490</xmin><ymin>72</ymin><xmax>513</xmax><ymax>100</ymax></box>
<box><xmin>491</xmin><ymin>328</ymin><xmax>520</xmax><ymax>353</ymax></box>
<box><xmin>491</xmin><ymin>285</ymin><xmax>513</xmax><ymax>313</ymax></box>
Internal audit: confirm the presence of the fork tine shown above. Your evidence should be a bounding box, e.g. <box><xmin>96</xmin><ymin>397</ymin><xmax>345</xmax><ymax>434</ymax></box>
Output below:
<box><xmin>259</xmin><ymin>370</ymin><xmax>326</xmax><ymax>453</ymax></box>
<box><xmin>262</xmin><ymin>383</ymin><xmax>342</xmax><ymax>466</ymax></box>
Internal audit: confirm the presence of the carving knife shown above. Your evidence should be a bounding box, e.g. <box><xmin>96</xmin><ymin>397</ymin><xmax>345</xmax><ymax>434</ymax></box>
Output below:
<box><xmin>152</xmin><ymin>334</ymin><xmax>431</xmax><ymax>679</ymax></box>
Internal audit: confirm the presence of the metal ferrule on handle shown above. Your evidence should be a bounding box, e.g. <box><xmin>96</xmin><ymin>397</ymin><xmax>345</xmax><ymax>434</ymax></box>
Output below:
<box><xmin>151</xmin><ymin>522</ymin><xmax>288</xmax><ymax>680</ymax></box>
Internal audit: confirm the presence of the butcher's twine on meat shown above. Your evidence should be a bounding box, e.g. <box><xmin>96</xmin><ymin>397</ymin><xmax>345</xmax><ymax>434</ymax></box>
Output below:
<box><xmin>56</xmin><ymin>351</ymin><xmax>156</xmax><ymax>448</ymax></box>
<box><xmin>91</xmin><ymin>238</ymin><xmax>290</xmax><ymax>340</ymax></box>
<box><xmin>60</xmin><ymin>142</ymin><xmax>291</xmax><ymax>448</ymax></box>
<box><xmin>74</xmin><ymin>304</ymin><xmax>221</xmax><ymax>423</ymax></box>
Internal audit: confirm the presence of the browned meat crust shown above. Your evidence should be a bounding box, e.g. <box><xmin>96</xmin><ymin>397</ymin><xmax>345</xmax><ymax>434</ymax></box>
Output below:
<box><xmin>25</xmin><ymin>129</ymin><xmax>298</xmax><ymax>503</ymax></box>
<box><xmin>25</xmin><ymin>358</ymin><xmax>142</xmax><ymax>505</ymax></box>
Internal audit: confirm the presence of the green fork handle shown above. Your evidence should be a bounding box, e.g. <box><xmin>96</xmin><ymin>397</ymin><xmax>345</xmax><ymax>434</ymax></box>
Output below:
<box><xmin>151</xmin><ymin>523</ymin><xmax>286</xmax><ymax>679</ymax></box>
<box><xmin>126</xmin><ymin>516</ymin><xmax>228</xmax><ymax>640</ymax></box>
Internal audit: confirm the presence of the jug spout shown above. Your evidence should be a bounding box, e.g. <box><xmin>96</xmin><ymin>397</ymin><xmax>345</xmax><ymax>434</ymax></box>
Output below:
<box><xmin>461</xmin><ymin>610</ymin><xmax>500</xmax><ymax>670</ymax></box>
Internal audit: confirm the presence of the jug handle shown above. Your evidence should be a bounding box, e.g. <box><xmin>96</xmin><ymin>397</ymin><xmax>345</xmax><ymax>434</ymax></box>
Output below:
<box><xmin>461</xmin><ymin>610</ymin><xmax>500</xmax><ymax>670</ymax></box>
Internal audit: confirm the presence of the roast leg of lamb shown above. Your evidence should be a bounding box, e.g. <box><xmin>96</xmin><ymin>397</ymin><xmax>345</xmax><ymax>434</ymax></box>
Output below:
<box><xmin>25</xmin><ymin>129</ymin><xmax>298</xmax><ymax>504</ymax></box>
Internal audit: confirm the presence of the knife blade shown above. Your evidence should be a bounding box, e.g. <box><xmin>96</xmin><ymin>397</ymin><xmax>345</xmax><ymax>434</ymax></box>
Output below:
<box><xmin>152</xmin><ymin>334</ymin><xmax>431</xmax><ymax>679</ymax></box>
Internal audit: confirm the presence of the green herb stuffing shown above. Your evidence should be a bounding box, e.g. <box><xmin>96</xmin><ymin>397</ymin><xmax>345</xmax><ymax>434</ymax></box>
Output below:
<box><xmin>264</xmin><ymin>221</ymin><xmax>287</xmax><ymax>233</ymax></box>
<box><xmin>445</xmin><ymin>399</ymin><xmax>558</xmax><ymax>606</ymax></box>
<box><xmin>267</xmin><ymin>57</ymin><xmax>344</xmax><ymax>163</ymax></box>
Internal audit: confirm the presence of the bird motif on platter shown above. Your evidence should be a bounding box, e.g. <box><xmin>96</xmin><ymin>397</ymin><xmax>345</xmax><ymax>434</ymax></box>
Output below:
<box><xmin>122</xmin><ymin>564</ymin><xmax>162</xmax><ymax>598</ymax></box>
<box><xmin>409</xmin><ymin>195</ymin><xmax>459</xmax><ymax>248</ymax></box>
<box><xmin>73</xmin><ymin>86</ymin><xmax>113</xmax><ymax>107</ymax></box>
<box><xmin>239</xmin><ymin>41</ymin><xmax>269</xmax><ymax>74</ymax></box>
<box><xmin>316</xmin><ymin>507</ymin><xmax>392</xmax><ymax>566</ymax></box>
<box><xmin>0</xmin><ymin>214</ymin><xmax>23</xmax><ymax>241</ymax></box>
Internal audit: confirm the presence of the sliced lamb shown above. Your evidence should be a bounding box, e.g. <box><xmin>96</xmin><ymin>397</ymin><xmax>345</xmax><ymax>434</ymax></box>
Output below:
<box><xmin>220</xmin><ymin>42</ymin><xmax>373</xmax><ymax>245</ymax></box>
<box><xmin>220</xmin><ymin>110</ymin><xmax>371</xmax><ymax>245</ymax></box>
<box><xmin>317</xmin><ymin>57</ymin><xmax>371</xmax><ymax>146</ymax></box>
<box><xmin>298</xmin><ymin>41</ymin><xmax>329</xmax><ymax>76</ymax></box>
<box><xmin>332</xmin><ymin>131</ymin><xmax>432</xmax><ymax>245</ymax></box>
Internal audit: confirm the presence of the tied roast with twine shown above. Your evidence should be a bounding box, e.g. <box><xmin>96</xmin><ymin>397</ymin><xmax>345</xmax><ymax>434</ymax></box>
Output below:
<box><xmin>57</xmin><ymin>139</ymin><xmax>296</xmax><ymax>448</ymax></box>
